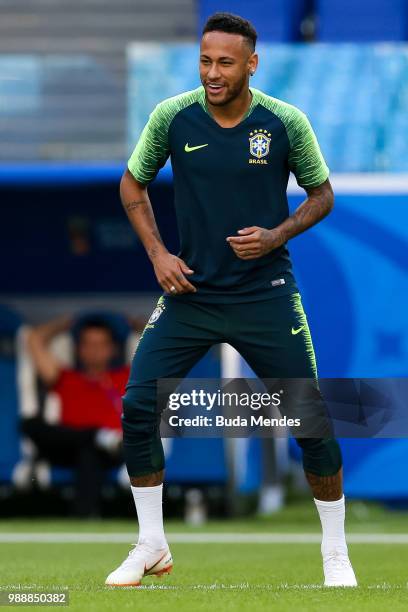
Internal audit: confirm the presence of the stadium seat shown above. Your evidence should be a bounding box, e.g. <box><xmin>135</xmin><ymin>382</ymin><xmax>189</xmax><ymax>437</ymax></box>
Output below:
<box><xmin>0</xmin><ymin>306</ymin><xmax>24</xmax><ymax>482</ymax></box>
<box><xmin>317</xmin><ymin>0</ymin><xmax>408</xmax><ymax>42</ymax></box>
<box><xmin>199</xmin><ymin>0</ymin><xmax>308</xmax><ymax>42</ymax></box>
<box><xmin>129</xmin><ymin>42</ymin><xmax>408</xmax><ymax>172</ymax></box>
<box><xmin>16</xmin><ymin>312</ymin><xmax>227</xmax><ymax>490</ymax></box>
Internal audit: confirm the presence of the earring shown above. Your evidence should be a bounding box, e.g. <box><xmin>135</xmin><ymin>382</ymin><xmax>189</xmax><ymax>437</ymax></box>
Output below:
<box><xmin>250</xmin><ymin>71</ymin><xmax>255</xmax><ymax>77</ymax></box>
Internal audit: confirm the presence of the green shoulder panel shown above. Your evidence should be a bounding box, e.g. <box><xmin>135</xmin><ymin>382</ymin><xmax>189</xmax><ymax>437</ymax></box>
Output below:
<box><xmin>128</xmin><ymin>87</ymin><xmax>206</xmax><ymax>185</ymax></box>
<box><xmin>253</xmin><ymin>89</ymin><xmax>329</xmax><ymax>188</ymax></box>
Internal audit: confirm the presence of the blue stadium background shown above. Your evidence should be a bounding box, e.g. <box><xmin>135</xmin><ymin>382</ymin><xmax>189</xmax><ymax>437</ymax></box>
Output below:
<box><xmin>1</xmin><ymin>0</ymin><xmax>408</xmax><ymax>507</ymax></box>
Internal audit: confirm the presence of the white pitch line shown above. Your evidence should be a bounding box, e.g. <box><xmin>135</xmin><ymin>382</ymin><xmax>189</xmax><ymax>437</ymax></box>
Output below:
<box><xmin>0</xmin><ymin>532</ymin><xmax>408</xmax><ymax>544</ymax></box>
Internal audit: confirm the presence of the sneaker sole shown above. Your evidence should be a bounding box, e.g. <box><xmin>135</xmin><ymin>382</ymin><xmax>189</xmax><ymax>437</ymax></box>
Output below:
<box><xmin>105</xmin><ymin>563</ymin><xmax>173</xmax><ymax>587</ymax></box>
<box><xmin>149</xmin><ymin>563</ymin><xmax>173</xmax><ymax>578</ymax></box>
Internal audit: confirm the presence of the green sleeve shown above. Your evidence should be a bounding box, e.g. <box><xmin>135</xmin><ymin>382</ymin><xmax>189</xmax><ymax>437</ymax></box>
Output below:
<box><xmin>127</xmin><ymin>102</ymin><xmax>171</xmax><ymax>185</ymax></box>
<box><xmin>255</xmin><ymin>91</ymin><xmax>329</xmax><ymax>189</ymax></box>
<box><xmin>287</xmin><ymin>111</ymin><xmax>329</xmax><ymax>188</ymax></box>
<box><xmin>127</xmin><ymin>88</ymin><xmax>205</xmax><ymax>185</ymax></box>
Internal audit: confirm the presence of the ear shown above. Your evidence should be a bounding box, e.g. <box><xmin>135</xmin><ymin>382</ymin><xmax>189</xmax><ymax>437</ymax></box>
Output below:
<box><xmin>248</xmin><ymin>52</ymin><xmax>258</xmax><ymax>77</ymax></box>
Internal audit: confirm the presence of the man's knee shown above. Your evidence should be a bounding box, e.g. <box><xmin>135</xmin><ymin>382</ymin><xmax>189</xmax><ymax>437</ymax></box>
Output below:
<box><xmin>121</xmin><ymin>396</ymin><xmax>164</xmax><ymax>477</ymax></box>
<box><xmin>296</xmin><ymin>438</ymin><xmax>342</xmax><ymax>476</ymax></box>
<box><xmin>122</xmin><ymin>379</ymin><xmax>158</xmax><ymax>414</ymax></box>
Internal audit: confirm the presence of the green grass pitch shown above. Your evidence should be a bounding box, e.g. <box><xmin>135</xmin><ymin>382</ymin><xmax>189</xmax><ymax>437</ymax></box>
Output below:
<box><xmin>1</xmin><ymin>503</ymin><xmax>408</xmax><ymax>611</ymax></box>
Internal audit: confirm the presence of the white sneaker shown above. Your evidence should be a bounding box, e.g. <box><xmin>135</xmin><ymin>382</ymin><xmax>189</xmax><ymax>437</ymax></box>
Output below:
<box><xmin>323</xmin><ymin>551</ymin><xmax>357</xmax><ymax>587</ymax></box>
<box><xmin>105</xmin><ymin>542</ymin><xmax>173</xmax><ymax>587</ymax></box>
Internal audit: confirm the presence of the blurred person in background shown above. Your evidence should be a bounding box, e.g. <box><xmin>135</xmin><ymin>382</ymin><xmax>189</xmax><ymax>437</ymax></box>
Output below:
<box><xmin>24</xmin><ymin>316</ymin><xmax>130</xmax><ymax>517</ymax></box>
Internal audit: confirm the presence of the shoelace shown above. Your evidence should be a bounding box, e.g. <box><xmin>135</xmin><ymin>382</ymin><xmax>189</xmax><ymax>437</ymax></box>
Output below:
<box><xmin>120</xmin><ymin>543</ymin><xmax>148</xmax><ymax>569</ymax></box>
<box><xmin>121</xmin><ymin>542</ymin><xmax>165</xmax><ymax>570</ymax></box>
<box><xmin>324</xmin><ymin>553</ymin><xmax>352</xmax><ymax>579</ymax></box>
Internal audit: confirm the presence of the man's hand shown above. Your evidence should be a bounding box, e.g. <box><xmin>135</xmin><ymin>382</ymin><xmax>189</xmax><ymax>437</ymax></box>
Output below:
<box><xmin>226</xmin><ymin>180</ymin><xmax>334</xmax><ymax>261</ymax></box>
<box><xmin>226</xmin><ymin>226</ymin><xmax>283</xmax><ymax>260</ymax></box>
<box><xmin>120</xmin><ymin>170</ymin><xmax>196</xmax><ymax>294</ymax></box>
<box><xmin>152</xmin><ymin>251</ymin><xmax>197</xmax><ymax>294</ymax></box>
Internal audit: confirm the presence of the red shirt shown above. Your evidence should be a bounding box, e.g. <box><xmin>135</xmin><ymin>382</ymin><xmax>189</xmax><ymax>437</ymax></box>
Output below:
<box><xmin>53</xmin><ymin>366</ymin><xmax>130</xmax><ymax>431</ymax></box>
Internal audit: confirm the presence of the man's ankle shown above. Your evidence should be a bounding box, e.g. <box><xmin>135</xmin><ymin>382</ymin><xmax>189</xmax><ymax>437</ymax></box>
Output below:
<box><xmin>138</xmin><ymin>536</ymin><xmax>168</xmax><ymax>551</ymax></box>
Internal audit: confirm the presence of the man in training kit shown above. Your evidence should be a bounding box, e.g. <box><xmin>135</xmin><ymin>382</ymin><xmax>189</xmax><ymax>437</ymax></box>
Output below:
<box><xmin>106</xmin><ymin>12</ymin><xmax>357</xmax><ymax>588</ymax></box>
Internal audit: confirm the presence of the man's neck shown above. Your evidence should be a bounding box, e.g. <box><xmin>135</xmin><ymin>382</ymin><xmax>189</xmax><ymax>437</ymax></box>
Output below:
<box><xmin>206</xmin><ymin>88</ymin><xmax>252</xmax><ymax>128</ymax></box>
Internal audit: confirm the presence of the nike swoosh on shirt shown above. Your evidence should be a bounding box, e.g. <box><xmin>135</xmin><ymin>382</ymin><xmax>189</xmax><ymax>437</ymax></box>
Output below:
<box><xmin>291</xmin><ymin>326</ymin><xmax>305</xmax><ymax>335</ymax></box>
<box><xmin>184</xmin><ymin>143</ymin><xmax>209</xmax><ymax>153</ymax></box>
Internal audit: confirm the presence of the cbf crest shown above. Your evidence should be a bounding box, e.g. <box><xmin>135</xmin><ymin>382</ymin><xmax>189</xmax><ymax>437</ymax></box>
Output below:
<box><xmin>249</xmin><ymin>129</ymin><xmax>271</xmax><ymax>163</ymax></box>
<box><xmin>139</xmin><ymin>297</ymin><xmax>166</xmax><ymax>343</ymax></box>
<box><xmin>148</xmin><ymin>297</ymin><xmax>166</xmax><ymax>325</ymax></box>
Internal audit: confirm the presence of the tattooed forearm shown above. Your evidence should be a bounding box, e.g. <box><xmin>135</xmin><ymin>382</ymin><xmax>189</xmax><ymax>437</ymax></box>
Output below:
<box><xmin>147</xmin><ymin>229</ymin><xmax>165</xmax><ymax>261</ymax></box>
<box><xmin>275</xmin><ymin>179</ymin><xmax>334</xmax><ymax>245</ymax></box>
<box><xmin>123</xmin><ymin>200</ymin><xmax>165</xmax><ymax>257</ymax></box>
<box><xmin>124</xmin><ymin>199</ymin><xmax>148</xmax><ymax>213</ymax></box>
<box><xmin>152</xmin><ymin>228</ymin><xmax>163</xmax><ymax>243</ymax></box>
<box><xmin>120</xmin><ymin>170</ymin><xmax>168</xmax><ymax>261</ymax></box>
<box><xmin>148</xmin><ymin>246</ymin><xmax>159</xmax><ymax>260</ymax></box>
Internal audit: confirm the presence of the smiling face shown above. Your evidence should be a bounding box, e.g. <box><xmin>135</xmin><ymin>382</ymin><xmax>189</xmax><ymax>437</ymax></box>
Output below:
<box><xmin>199</xmin><ymin>31</ymin><xmax>258</xmax><ymax>107</ymax></box>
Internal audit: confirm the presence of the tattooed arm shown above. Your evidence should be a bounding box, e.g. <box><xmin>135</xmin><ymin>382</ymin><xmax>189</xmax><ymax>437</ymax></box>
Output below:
<box><xmin>120</xmin><ymin>169</ymin><xmax>165</xmax><ymax>260</ymax></box>
<box><xmin>275</xmin><ymin>178</ymin><xmax>334</xmax><ymax>244</ymax></box>
<box><xmin>227</xmin><ymin>179</ymin><xmax>334</xmax><ymax>260</ymax></box>
<box><xmin>120</xmin><ymin>169</ymin><xmax>196</xmax><ymax>293</ymax></box>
